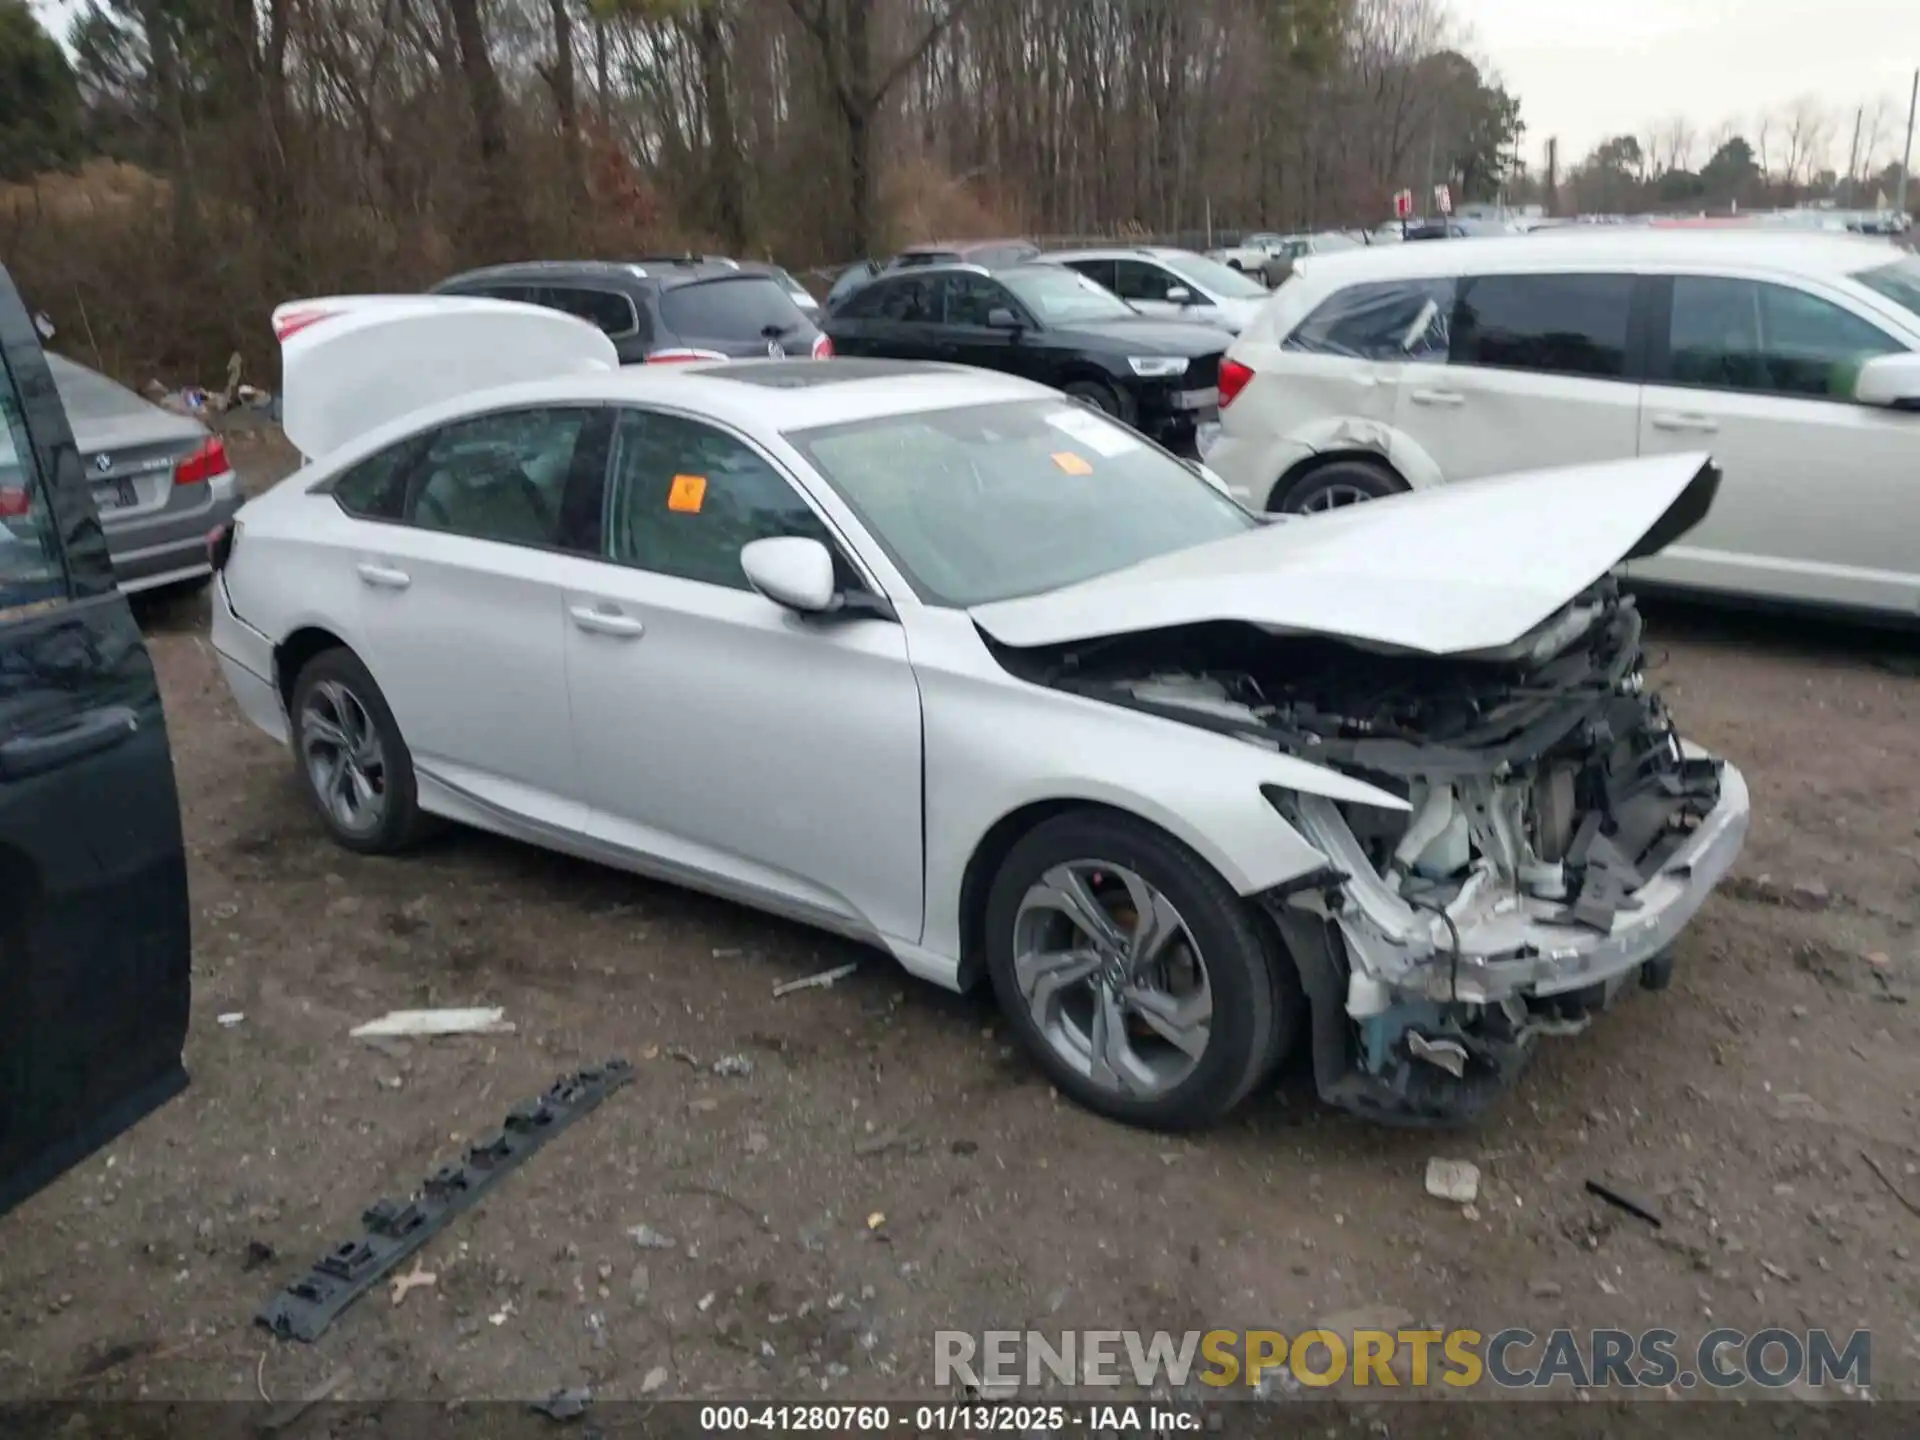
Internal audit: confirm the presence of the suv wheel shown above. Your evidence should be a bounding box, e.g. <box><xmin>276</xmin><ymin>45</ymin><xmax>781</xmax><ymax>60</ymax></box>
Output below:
<box><xmin>1275</xmin><ymin>458</ymin><xmax>1406</xmax><ymax>514</ymax></box>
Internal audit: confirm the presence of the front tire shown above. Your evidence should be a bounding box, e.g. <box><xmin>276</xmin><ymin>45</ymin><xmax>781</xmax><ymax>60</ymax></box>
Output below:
<box><xmin>984</xmin><ymin>810</ymin><xmax>1297</xmax><ymax>1130</ymax></box>
<box><xmin>288</xmin><ymin>647</ymin><xmax>433</xmax><ymax>855</ymax></box>
<box><xmin>1063</xmin><ymin>378</ymin><xmax>1124</xmax><ymax>418</ymax></box>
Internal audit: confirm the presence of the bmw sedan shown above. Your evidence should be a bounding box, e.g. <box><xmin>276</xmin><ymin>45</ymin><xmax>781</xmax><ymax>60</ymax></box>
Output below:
<box><xmin>209</xmin><ymin>295</ymin><xmax>1750</xmax><ymax>1129</ymax></box>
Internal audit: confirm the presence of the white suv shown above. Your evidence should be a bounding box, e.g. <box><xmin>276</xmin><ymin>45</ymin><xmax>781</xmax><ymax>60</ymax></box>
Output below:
<box><xmin>1203</xmin><ymin>231</ymin><xmax>1920</xmax><ymax>617</ymax></box>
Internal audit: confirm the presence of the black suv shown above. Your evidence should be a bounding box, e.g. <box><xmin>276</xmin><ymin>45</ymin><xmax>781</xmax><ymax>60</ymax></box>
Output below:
<box><xmin>1</xmin><ymin>264</ymin><xmax>193</xmax><ymax>1215</ymax></box>
<box><xmin>822</xmin><ymin>262</ymin><xmax>1227</xmax><ymax>446</ymax></box>
<box><xmin>431</xmin><ymin>258</ymin><xmax>829</xmax><ymax>363</ymax></box>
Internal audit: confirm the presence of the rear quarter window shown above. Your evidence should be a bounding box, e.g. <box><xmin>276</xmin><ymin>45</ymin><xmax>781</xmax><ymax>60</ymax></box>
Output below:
<box><xmin>1284</xmin><ymin>278</ymin><xmax>1455</xmax><ymax>361</ymax></box>
<box><xmin>659</xmin><ymin>278</ymin><xmax>810</xmax><ymax>343</ymax></box>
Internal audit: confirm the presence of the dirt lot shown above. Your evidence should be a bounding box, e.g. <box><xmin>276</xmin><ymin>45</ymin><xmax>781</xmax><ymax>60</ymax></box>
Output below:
<box><xmin>1</xmin><ymin>428</ymin><xmax>1917</xmax><ymax>1411</ymax></box>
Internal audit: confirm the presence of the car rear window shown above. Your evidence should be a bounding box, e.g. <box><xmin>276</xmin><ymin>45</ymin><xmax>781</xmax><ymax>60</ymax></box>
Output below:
<box><xmin>659</xmin><ymin>277</ymin><xmax>809</xmax><ymax>342</ymax></box>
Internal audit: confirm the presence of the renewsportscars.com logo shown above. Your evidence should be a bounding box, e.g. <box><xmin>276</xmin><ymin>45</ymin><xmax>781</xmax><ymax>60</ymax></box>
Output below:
<box><xmin>936</xmin><ymin>1327</ymin><xmax>1872</xmax><ymax>1392</ymax></box>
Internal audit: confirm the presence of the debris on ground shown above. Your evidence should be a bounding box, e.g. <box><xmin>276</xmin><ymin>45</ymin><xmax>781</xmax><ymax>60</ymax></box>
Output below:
<box><xmin>1585</xmin><ymin>1179</ymin><xmax>1664</xmax><ymax>1228</ymax></box>
<box><xmin>1529</xmin><ymin>1278</ymin><xmax>1564</xmax><ymax>1299</ymax></box>
<box><xmin>257</xmin><ymin>1366</ymin><xmax>352</xmax><ymax>1432</ymax></box>
<box><xmin>866</xmin><ymin>1211</ymin><xmax>886</xmax><ymax>1231</ymax></box>
<box><xmin>772</xmin><ymin>962</ymin><xmax>859</xmax><ymax>998</ymax></box>
<box><xmin>711</xmin><ymin>1054</ymin><xmax>754</xmax><ymax>1078</ymax></box>
<box><xmin>627</xmin><ymin>1224</ymin><xmax>677</xmax><ymax>1250</ymax></box>
<box><xmin>853</xmin><ymin>1126</ymin><xmax>910</xmax><ymax>1158</ymax></box>
<box><xmin>388</xmin><ymin>1259</ymin><xmax>436</xmax><ymax>1307</ymax></box>
<box><xmin>745</xmin><ymin>1131</ymin><xmax>770</xmax><ymax>1155</ymax></box>
<box><xmin>349</xmin><ymin>1007</ymin><xmax>514</xmax><ymax>1039</ymax></box>
<box><xmin>529</xmin><ymin>1387</ymin><xmax>592</xmax><ymax>1421</ymax></box>
<box><xmin>256</xmin><ymin>1061</ymin><xmax>632</xmax><ymax>1341</ymax></box>
<box><xmin>217</xmin><ymin>1012</ymin><xmax>245</xmax><ymax>1028</ymax></box>
<box><xmin>1424</xmin><ymin>1158</ymin><xmax>1481</xmax><ymax>1205</ymax></box>
<box><xmin>640</xmin><ymin>1366</ymin><xmax>669</xmax><ymax>1395</ymax></box>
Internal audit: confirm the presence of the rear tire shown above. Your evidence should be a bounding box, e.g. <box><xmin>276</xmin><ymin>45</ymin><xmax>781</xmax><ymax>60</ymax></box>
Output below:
<box><xmin>983</xmin><ymin>810</ymin><xmax>1299</xmax><ymax>1131</ymax></box>
<box><xmin>288</xmin><ymin>648</ymin><xmax>434</xmax><ymax>855</ymax></box>
<box><xmin>1274</xmin><ymin>458</ymin><xmax>1406</xmax><ymax>514</ymax></box>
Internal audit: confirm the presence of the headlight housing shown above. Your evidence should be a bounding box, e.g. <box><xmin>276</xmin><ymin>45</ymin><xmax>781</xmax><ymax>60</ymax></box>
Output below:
<box><xmin>1127</xmin><ymin>356</ymin><xmax>1189</xmax><ymax>378</ymax></box>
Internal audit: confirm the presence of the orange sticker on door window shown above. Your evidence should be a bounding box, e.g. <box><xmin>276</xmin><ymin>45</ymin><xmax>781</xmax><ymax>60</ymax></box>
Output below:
<box><xmin>1051</xmin><ymin>451</ymin><xmax>1094</xmax><ymax>476</ymax></box>
<box><xmin>667</xmin><ymin>473</ymin><xmax>708</xmax><ymax>513</ymax></box>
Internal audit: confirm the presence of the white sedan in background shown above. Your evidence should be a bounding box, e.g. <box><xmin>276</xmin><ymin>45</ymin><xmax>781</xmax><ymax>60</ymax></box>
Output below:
<box><xmin>210</xmin><ymin>296</ymin><xmax>1748</xmax><ymax>1129</ymax></box>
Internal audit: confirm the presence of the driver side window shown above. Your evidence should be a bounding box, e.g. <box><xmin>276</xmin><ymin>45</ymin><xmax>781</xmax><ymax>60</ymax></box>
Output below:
<box><xmin>604</xmin><ymin>408</ymin><xmax>836</xmax><ymax>590</ymax></box>
<box><xmin>1113</xmin><ymin>260</ymin><xmax>1178</xmax><ymax>304</ymax></box>
<box><xmin>404</xmin><ymin>407</ymin><xmax>591</xmax><ymax>548</ymax></box>
<box><xmin>943</xmin><ymin>274</ymin><xmax>1016</xmax><ymax>327</ymax></box>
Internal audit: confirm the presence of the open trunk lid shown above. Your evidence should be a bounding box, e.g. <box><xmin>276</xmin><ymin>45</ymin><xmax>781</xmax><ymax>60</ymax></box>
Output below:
<box><xmin>970</xmin><ymin>454</ymin><xmax>1718</xmax><ymax>657</ymax></box>
<box><xmin>272</xmin><ymin>295</ymin><xmax>619</xmax><ymax>460</ymax></box>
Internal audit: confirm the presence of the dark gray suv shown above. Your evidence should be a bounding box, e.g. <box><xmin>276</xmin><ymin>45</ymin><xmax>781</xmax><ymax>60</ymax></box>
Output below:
<box><xmin>431</xmin><ymin>258</ymin><xmax>830</xmax><ymax>363</ymax></box>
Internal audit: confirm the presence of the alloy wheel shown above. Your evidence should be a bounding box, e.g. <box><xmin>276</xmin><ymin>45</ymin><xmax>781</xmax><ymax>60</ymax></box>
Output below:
<box><xmin>1011</xmin><ymin>861</ymin><xmax>1213</xmax><ymax>1098</ymax></box>
<box><xmin>1300</xmin><ymin>482</ymin><xmax>1376</xmax><ymax>512</ymax></box>
<box><xmin>299</xmin><ymin>679</ymin><xmax>389</xmax><ymax>837</ymax></box>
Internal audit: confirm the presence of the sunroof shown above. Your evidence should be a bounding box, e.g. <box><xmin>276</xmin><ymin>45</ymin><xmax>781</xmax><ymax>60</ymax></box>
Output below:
<box><xmin>707</xmin><ymin>359</ymin><xmax>955</xmax><ymax>389</ymax></box>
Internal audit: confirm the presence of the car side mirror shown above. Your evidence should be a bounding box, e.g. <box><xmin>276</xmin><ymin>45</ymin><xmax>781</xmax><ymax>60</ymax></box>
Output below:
<box><xmin>741</xmin><ymin>537</ymin><xmax>836</xmax><ymax>614</ymax></box>
<box><xmin>987</xmin><ymin>307</ymin><xmax>1022</xmax><ymax>330</ymax></box>
<box><xmin>1853</xmin><ymin>351</ymin><xmax>1920</xmax><ymax>411</ymax></box>
<box><xmin>1165</xmin><ymin>286</ymin><xmax>1193</xmax><ymax>305</ymax></box>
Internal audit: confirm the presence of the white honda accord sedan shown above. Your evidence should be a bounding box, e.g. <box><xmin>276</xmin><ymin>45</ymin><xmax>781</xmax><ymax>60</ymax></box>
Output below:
<box><xmin>210</xmin><ymin>296</ymin><xmax>1750</xmax><ymax>1129</ymax></box>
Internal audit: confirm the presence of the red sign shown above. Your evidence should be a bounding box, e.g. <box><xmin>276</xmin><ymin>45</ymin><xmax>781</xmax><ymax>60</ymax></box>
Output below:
<box><xmin>1393</xmin><ymin>189</ymin><xmax>1414</xmax><ymax>220</ymax></box>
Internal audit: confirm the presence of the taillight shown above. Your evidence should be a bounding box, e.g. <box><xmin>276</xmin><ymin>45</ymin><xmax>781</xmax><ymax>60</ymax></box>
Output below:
<box><xmin>645</xmin><ymin>347</ymin><xmax>729</xmax><ymax>364</ymax></box>
<box><xmin>1218</xmin><ymin>357</ymin><xmax>1254</xmax><ymax>410</ymax></box>
<box><xmin>0</xmin><ymin>484</ymin><xmax>29</xmax><ymax>518</ymax></box>
<box><xmin>174</xmin><ymin>437</ymin><xmax>231</xmax><ymax>486</ymax></box>
<box><xmin>273</xmin><ymin>308</ymin><xmax>338</xmax><ymax>342</ymax></box>
<box><xmin>207</xmin><ymin>519</ymin><xmax>238</xmax><ymax>571</ymax></box>
<box><xmin>811</xmin><ymin>334</ymin><xmax>834</xmax><ymax>360</ymax></box>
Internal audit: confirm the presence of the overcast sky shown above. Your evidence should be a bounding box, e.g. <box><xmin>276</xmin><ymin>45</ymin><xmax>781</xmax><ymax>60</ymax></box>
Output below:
<box><xmin>1459</xmin><ymin>0</ymin><xmax>1920</xmax><ymax>173</ymax></box>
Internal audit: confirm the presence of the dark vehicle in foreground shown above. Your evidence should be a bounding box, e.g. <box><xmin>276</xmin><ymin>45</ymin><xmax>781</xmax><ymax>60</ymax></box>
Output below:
<box><xmin>0</xmin><ymin>264</ymin><xmax>192</xmax><ymax>1216</ymax></box>
<box><xmin>823</xmin><ymin>263</ymin><xmax>1226</xmax><ymax>446</ymax></box>
<box><xmin>43</xmin><ymin>354</ymin><xmax>244</xmax><ymax>595</ymax></box>
<box><xmin>432</xmin><ymin>259</ymin><xmax>829</xmax><ymax>363</ymax></box>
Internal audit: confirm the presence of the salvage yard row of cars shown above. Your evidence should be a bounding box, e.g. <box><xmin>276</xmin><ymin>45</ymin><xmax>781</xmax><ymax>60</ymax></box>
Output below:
<box><xmin>1</xmin><ymin>211</ymin><xmax>1913</xmax><ymax>1213</ymax></box>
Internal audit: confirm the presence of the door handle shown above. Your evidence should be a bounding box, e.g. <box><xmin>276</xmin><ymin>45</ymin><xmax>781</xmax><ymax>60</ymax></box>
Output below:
<box><xmin>1650</xmin><ymin>412</ymin><xmax>1720</xmax><ymax>434</ymax></box>
<box><xmin>0</xmin><ymin>705</ymin><xmax>138</xmax><ymax>779</ymax></box>
<box><xmin>569</xmin><ymin>604</ymin><xmax>646</xmax><ymax>638</ymax></box>
<box><xmin>1409</xmin><ymin>388</ymin><xmax>1465</xmax><ymax>407</ymax></box>
<box><xmin>355</xmin><ymin>562</ymin><xmax>412</xmax><ymax>590</ymax></box>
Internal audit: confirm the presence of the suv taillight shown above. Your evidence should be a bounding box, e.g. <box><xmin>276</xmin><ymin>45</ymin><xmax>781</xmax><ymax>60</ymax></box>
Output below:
<box><xmin>811</xmin><ymin>334</ymin><xmax>834</xmax><ymax>359</ymax></box>
<box><xmin>1218</xmin><ymin>358</ymin><xmax>1254</xmax><ymax>410</ymax></box>
<box><xmin>174</xmin><ymin>437</ymin><xmax>231</xmax><ymax>486</ymax></box>
<box><xmin>0</xmin><ymin>484</ymin><xmax>29</xmax><ymax>518</ymax></box>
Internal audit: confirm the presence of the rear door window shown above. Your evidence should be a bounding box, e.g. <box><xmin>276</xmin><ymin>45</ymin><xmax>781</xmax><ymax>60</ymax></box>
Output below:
<box><xmin>1285</xmin><ymin>278</ymin><xmax>1456</xmax><ymax>361</ymax></box>
<box><xmin>531</xmin><ymin>285</ymin><xmax>645</xmax><ymax>342</ymax></box>
<box><xmin>942</xmin><ymin>273</ymin><xmax>1018</xmax><ymax>327</ymax></box>
<box><xmin>0</xmin><ymin>380</ymin><xmax>67</xmax><ymax>611</ymax></box>
<box><xmin>658</xmin><ymin>278</ymin><xmax>811</xmax><ymax>350</ymax></box>
<box><xmin>1113</xmin><ymin>260</ymin><xmax>1180</xmax><ymax>303</ymax></box>
<box><xmin>1062</xmin><ymin>258</ymin><xmax>1119</xmax><ymax>293</ymax></box>
<box><xmin>1453</xmin><ymin>273</ymin><xmax>1636</xmax><ymax>380</ymax></box>
<box><xmin>405</xmin><ymin>407</ymin><xmax>593</xmax><ymax>549</ymax></box>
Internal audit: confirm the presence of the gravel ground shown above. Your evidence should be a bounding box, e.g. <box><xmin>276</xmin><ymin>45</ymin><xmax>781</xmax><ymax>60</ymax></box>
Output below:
<box><xmin>1</xmin><ymin>429</ymin><xmax>1916</xmax><ymax>1410</ymax></box>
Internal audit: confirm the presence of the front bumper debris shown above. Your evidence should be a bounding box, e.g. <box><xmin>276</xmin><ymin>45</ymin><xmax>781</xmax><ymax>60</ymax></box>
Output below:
<box><xmin>1267</xmin><ymin>757</ymin><xmax>1749</xmax><ymax>1125</ymax></box>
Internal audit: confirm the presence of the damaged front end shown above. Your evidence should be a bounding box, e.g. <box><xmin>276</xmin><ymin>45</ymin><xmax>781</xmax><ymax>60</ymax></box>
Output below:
<box><xmin>1024</xmin><ymin>579</ymin><xmax>1750</xmax><ymax>1124</ymax></box>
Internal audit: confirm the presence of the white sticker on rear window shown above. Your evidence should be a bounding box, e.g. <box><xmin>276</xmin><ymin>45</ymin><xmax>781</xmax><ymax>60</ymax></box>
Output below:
<box><xmin>1044</xmin><ymin>408</ymin><xmax>1139</xmax><ymax>457</ymax></box>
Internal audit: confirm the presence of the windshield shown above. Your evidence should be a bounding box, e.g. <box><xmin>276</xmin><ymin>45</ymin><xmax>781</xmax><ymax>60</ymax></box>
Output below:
<box><xmin>1160</xmin><ymin>252</ymin><xmax>1269</xmax><ymax>299</ymax></box>
<box><xmin>1856</xmin><ymin>256</ymin><xmax>1920</xmax><ymax>325</ymax></box>
<box><xmin>786</xmin><ymin>399</ymin><xmax>1254</xmax><ymax>606</ymax></box>
<box><xmin>1000</xmin><ymin>268</ymin><xmax>1137</xmax><ymax>325</ymax></box>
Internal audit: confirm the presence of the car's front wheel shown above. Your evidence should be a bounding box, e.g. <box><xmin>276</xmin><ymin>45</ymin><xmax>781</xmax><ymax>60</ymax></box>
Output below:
<box><xmin>288</xmin><ymin>647</ymin><xmax>433</xmax><ymax>855</ymax></box>
<box><xmin>984</xmin><ymin>810</ymin><xmax>1297</xmax><ymax>1130</ymax></box>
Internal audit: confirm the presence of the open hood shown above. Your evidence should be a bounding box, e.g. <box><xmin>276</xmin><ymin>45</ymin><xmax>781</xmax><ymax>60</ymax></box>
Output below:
<box><xmin>971</xmin><ymin>454</ymin><xmax>1718</xmax><ymax>656</ymax></box>
<box><xmin>273</xmin><ymin>295</ymin><xmax>618</xmax><ymax>460</ymax></box>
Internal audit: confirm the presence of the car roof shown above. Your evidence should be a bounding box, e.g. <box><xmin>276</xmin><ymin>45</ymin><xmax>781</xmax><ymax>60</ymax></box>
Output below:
<box><xmin>435</xmin><ymin>258</ymin><xmax>757</xmax><ymax>290</ymax></box>
<box><xmin>1045</xmin><ymin>245</ymin><xmax>1191</xmax><ymax>262</ymax></box>
<box><xmin>899</xmin><ymin>238</ymin><xmax>1034</xmax><ymax>255</ymax></box>
<box><xmin>1287</xmin><ymin>228</ymin><xmax>1905</xmax><ymax>285</ymax></box>
<box><xmin>441</xmin><ymin>359</ymin><xmax>1055</xmax><ymax>436</ymax></box>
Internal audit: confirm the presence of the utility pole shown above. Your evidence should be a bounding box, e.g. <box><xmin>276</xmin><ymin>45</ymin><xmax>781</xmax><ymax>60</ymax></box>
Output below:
<box><xmin>1845</xmin><ymin>105</ymin><xmax>1863</xmax><ymax>200</ymax></box>
<box><xmin>1899</xmin><ymin>68</ymin><xmax>1919</xmax><ymax>220</ymax></box>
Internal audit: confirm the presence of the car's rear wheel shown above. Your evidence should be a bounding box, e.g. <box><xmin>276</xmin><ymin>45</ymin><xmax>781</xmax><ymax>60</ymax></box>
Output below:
<box><xmin>984</xmin><ymin>810</ymin><xmax>1297</xmax><ymax>1130</ymax></box>
<box><xmin>288</xmin><ymin>647</ymin><xmax>432</xmax><ymax>855</ymax></box>
<box><xmin>1275</xmin><ymin>458</ymin><xmax>1406</xmax><ymax>514</ymax></box>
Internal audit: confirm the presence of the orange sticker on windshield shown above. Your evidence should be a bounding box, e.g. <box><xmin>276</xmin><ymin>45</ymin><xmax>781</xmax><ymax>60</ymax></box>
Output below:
<box><xmin>668</xmin><ymin>474</ymin><xmax>707</xmax><ymax>513</ymax></box>
<box><xmin>1051</xmin><ymin>451</ymin><xmax>1094</xmax><ymax>476</ymax></box>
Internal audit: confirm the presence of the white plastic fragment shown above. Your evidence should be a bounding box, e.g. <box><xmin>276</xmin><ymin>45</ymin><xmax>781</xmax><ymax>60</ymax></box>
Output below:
<box><xmin>772</xmin><ymin>963</ymin><xmax>859</xmax><ymax>998</ymax></box>
<box><xmin>349</xmin><ymin>1007</ymin><xmax>514</xmax><ymax>1038</ymax></box>
<box><xmin>1424</xmin><ymin>1157</ymin><xmax>1481</xmax><ymax>1205</ymax></box>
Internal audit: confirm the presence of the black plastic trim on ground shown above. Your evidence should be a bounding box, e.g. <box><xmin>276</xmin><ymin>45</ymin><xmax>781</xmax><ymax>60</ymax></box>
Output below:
<box><xmin>256</xmin><ymin>1059</ymin><xmax>634</xmax><ymax>1342</ymax></box>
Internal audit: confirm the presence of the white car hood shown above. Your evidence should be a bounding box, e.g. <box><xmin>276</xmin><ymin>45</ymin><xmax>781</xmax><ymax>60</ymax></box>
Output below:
<box><xmin>970</xmin><ymin>454</ymin><xmax>1717</xmax><ymax>656</ymax></box>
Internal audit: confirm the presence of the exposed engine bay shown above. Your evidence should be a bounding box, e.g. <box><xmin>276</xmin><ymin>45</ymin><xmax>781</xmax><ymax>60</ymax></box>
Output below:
<box><xmin>998</xmin><ymin>579</ymin><xmax>1748</xmax><ymax>1123</ymax></box>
